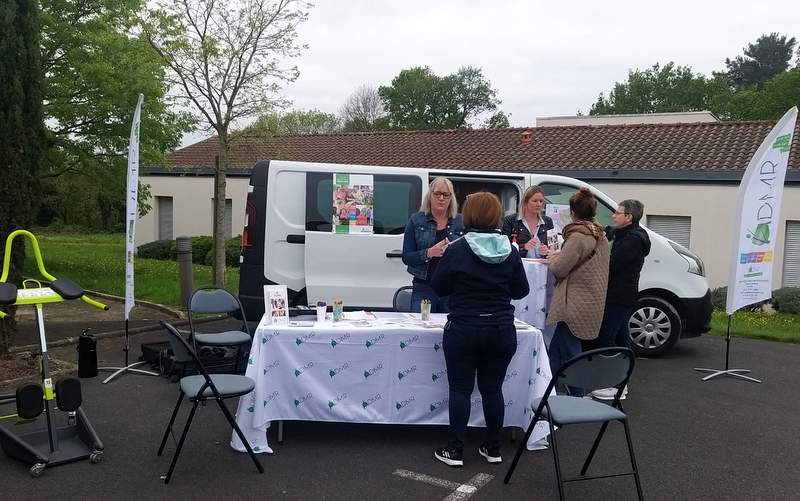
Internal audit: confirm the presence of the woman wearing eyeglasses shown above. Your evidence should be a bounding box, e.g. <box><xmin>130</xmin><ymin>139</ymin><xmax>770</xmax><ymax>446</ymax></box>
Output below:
<box><xmin>402</xmin><ymin>177</ymin><xmax>464</xmax><ymax>313</ymax></box>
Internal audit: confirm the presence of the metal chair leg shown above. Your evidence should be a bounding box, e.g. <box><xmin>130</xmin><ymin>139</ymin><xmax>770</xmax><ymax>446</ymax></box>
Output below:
<box><xmin>622</xmin><ymin>419</ymin><xmax>644</xmax><ymax>501</ymax></box>
<box><xmin>215</xmin><ymin>398</ymin><xmax>264</xmax><ymax>474</ymax></box>
<box><xmin>164</xmin><ymin>399</ymin><xmax>199</xmax><ymax>484</ymax></box>
<box><xmin>504</xmin><ymin>405</ymin><xmax>545</xmax><ymax>484</ymax></box>
<box><xmin>580</xmin><ymin>421</ymin><xmax>610</xmax><ymax>475</ymax></box>
<box><xmin>158</xmin><ymin>392</ymin><xmax>185</xmax><ymax>456</ymax></box>
<box><xmin>547</xmin><ymin>418</ymin><xmax>566</xmax><ymax>501</ymax></box>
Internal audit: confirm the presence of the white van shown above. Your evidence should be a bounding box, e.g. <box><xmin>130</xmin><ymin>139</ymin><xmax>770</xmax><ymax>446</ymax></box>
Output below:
<box><xmin>238</xmin><ymin>160</ymin><xmax>712</xmax><ymax>356</ymax></box>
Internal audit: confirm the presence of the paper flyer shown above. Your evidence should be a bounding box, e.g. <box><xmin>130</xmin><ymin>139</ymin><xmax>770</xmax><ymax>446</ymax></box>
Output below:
<box><xmin>264</xmin><ymin>284</ymin><xmax>289</xmax><ymax>325</ymax></box>
<box><xmin>545</xmin><ymin>203</ymin><xmax>570</xmax><ymax>234</ymax></box>
<box><xmin>333</xmin><ymin>173</ymin><xmax>374</xmax><ymax>234</ymax></box>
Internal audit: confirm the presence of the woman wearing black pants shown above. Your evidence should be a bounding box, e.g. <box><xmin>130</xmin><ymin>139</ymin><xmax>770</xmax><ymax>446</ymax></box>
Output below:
<box><xmin>429</xmin><ymin>192</ymin><xmax>529</xmax><ymax>467</ymax></box>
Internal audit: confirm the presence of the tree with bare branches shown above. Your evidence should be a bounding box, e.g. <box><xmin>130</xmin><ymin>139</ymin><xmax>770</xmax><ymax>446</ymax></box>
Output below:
<box><xmin>142</xmin><ymin>0</ymin><xmax>311</xmax><ymax>286</ymax></box>
<box><xmin>340</xmin><ymin>85</ymin><xmax>389</xmax><ymax>132</ymax></box>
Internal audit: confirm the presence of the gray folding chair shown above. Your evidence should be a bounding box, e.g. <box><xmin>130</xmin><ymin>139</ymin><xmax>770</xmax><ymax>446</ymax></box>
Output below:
<box><xmin>187</xmin><ymin>286</ymin><xmax>252</xmax><ymax>373</ymax></box>
<box><xmin>157</xmin><ymin>321</ymin><xmax>263</xmax><ymax>484</ymax></box>
<box><xmin>392</xmin><ymin>286</ymin><xmax>413</xmax><ymax>312</ymax></box>
<box><xmin>504</xmin><ymin>347</ymin><xmax>643</xmax><ymax>501</ymax></box>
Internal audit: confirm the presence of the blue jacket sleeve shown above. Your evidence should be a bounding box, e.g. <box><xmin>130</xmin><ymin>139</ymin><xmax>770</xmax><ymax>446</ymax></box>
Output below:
<box><xmin>509</xmin><ymin>249</ymin><xmax>530</xmax><ymax>300</ymax></box>
<box><xmin>402</xmin><ymin>217</ymin><xmax>427</xmax><ymax>267</ymax></box>
<box><xmin>429</xmin><ymin>247</ymin><xmax>455</xmax><ymax>297</ymax></box>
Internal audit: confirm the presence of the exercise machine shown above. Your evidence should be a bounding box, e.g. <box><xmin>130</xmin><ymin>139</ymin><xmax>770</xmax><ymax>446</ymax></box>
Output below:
<box><xmin>0</xmin><ymin>230</ymin><xmax>107</xmax><ymax>477</ymax></box>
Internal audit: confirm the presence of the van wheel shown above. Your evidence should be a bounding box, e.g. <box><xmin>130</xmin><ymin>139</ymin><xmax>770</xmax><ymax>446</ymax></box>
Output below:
<box><xmin>628</xmin><ymin>296</ymin><xmax>682</xmax><ymax>357</ymax></box>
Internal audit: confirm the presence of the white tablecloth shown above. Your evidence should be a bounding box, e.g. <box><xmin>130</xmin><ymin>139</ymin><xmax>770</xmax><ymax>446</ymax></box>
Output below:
<box><xmin>231</xmin><ymin>312</ymin><xmax>553</xmax><ymax>454</ymax></box>
<box><xmin>511</xmin><ymin>259</ymin><xmax>555</xmax><ymax>344</ymax></box>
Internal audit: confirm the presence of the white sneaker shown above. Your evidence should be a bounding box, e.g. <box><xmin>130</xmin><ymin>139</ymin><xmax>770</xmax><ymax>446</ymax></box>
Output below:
<box><xmin>590</xmin><ymin>386</ymin><xmax>627</xmax><ymax>401</ymax></box>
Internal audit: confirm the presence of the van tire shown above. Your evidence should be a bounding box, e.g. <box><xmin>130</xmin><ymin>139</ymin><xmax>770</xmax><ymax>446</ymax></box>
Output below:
<box><xmin>628</xmin><ymin>296</ymin><xmax>682</xmax><ymax>357</ymax></box>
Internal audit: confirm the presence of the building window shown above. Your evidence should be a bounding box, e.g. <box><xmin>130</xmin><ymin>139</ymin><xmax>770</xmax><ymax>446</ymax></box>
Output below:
<box><xmin>783</xmin><ymin>221</ymin><xmax>800</xmax><ymax>287</ymax></box>
<box><xmin>157</xmin><ymin>196</ymin><xmax>173</xmax><ymax>241</ymax></box>
<box><xmin>647</xmin><ymin>215</ymin><xmax>691</xmax><ymax>249</ymax></box>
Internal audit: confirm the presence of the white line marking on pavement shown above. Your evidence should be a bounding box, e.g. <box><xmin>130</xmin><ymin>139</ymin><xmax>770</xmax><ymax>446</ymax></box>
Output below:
<box><xmin>393</xmin><ymin>469</ymin><xmax>495</xmax><ymax>501</ymax></box>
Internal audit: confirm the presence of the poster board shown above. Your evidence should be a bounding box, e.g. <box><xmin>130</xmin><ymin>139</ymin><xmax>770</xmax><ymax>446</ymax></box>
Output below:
<box><xmin>545</xmin><ymin>204</ymin><xmax>570</xmax><ymax>234</ymax></box>
<box><xmin>264</xmin><ymin>285</ymin><xmax>289</xmax><ymax>325</ymax></box>
<box><xmin>333</xmin><ymin>173</ymin><xmax>374</xmax><ymax>234</ymax></box>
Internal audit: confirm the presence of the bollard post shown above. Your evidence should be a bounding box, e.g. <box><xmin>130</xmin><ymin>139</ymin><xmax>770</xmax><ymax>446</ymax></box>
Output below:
<box><xmin>176</xmin><ymin>236</ymin><xmax>193</xmax><ymax>309</ymax></box>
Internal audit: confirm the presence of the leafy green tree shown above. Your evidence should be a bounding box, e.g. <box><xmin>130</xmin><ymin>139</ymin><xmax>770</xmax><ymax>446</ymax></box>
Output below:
<box><xmin>340</xmin><ymin>85</ymin><xmax>389</xmax><ymax>132</ymax></box>
<box><xmin>37</xmin><ymin>0</ymin><xmax>191</xmax><ymax>229</ymax></box>
<box><xmin>0</xmin><ymin>0</ymin><xmax>46</xmax><ymax>356</ymax></box>
<box><xmin>143</xmin><ymin>0</ymin><xmax>311</xmax><ymax>286</ymax></box>
<box><xmin>378</xmin><ymin>66</ymin><xmax>500</xmax><ymax>129</ymax></box>
<box><xmin>725</xmin><ymin>33</ymin><xmax>797</xmax><ymax>89</ymax></box>
<box><xmin>713</xmin><ymin>67</ymin><xmax>800</xmax><ymax>120</ymax></box>
<box><xmin>484</xmin><ymin>111</ymin><xmax>511</xmax><ymax>128</ymax></box>
<box><xmin>590</xmin><ymin>63</ymin><xmax>729</xmax><ymax>115</ymax></box>
<box><xmin>243</xmin><ymin>109</ymin><xmax>341</xmax><ymax>135</ymax></box>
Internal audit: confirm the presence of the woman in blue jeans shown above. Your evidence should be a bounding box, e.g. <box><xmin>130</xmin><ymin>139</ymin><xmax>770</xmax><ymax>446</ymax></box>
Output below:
<box><xmin>402</xmin><ymin>177</ymin><xmax>464</xmax><ymax>313</ymax></box>
<box><xmin>429</xmin><ymin>192</ymin><xmax>529</xmax><ymax>467</ymax></box>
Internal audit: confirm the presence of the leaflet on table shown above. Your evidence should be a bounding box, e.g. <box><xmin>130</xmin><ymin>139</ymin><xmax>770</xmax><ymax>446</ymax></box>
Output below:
<box><xmin>264</xmin><ymin>284</ymin><xmax>289</xmax><ymax>325</ymax></box>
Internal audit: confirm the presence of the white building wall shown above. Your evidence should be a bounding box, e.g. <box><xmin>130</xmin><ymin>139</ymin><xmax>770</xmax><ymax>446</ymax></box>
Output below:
<box><xmin>136</xmin><ymin>175</ymin><xmax>250</xmax><ymax>247</ymax></box>
<box><xmin>592</xmin><ymin>182</ymin><xmax>800</xmax><ymax>289</ymax></box>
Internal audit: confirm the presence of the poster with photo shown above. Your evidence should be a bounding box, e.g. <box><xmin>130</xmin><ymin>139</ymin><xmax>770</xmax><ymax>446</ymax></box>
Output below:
<box><xmin>333</xmin><ymin>173</ymin><xmax>374</xmax><ymax>234</ymax></box>
<box><xmin>264</xmin><ymin>284</ymin><xmax>289</xmax><ymax>325</ymax></box>
<box><xmin>545</xmin><ymin>204</ymin><xmax>571</xmax><ymax>234</ymax></box>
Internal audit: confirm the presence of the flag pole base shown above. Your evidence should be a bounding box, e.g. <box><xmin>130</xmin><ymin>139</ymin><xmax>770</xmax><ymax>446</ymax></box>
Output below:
<box><xmin>693</xmin><ymin>367</ymin><xmax>762</xmax><ymax>383</ymax></box>
<box><xmin>98</xmin><ymin>361</ymin><xmax>159</xmax><ymax>384</ymax></box>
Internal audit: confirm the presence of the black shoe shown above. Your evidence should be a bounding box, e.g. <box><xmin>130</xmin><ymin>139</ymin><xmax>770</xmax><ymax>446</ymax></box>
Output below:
<box><xmin>434</xmin><ymin>447</ymin><xmax>463</xmax><ymax>467</ymax></box>
<box><xmin>478</xmin><ymin>444</ymin><xmax>502</xmax><ymax>464</ymax></box>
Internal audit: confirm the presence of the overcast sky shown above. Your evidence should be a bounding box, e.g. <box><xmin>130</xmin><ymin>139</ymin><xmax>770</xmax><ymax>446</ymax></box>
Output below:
<box><xmin>182</xmin><ymin>0</ymin><xmax>799</xmax><ymax>146</ymax></box>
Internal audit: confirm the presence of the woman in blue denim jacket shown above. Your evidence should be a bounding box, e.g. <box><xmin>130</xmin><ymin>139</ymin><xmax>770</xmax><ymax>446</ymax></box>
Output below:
<box><xmin>402</xmin><ymin>177</ymin><xmax>464</xmax><ymax>313</ymax></box>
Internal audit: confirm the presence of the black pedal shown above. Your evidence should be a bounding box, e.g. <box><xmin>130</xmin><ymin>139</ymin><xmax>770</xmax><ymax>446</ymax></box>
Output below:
<box><xmin>55</xmin><ymin>377</ymin><xmax>82</xmax><ymax>412</ymax></box>
<box><xmin>15</xmin><ymin>384</ymin><xmax>44</xmax><ymax>419</ymax></box>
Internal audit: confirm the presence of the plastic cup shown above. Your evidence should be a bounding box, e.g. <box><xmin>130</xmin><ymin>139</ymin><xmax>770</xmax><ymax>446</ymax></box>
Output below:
<box><xmin>316</xmin><ymin>305</ymin><xmax>327</xmax><ymax>323</ymax></box>
<box><xmin>420</xmin><ymin>301</ymin><xmax>431</xmax><ymax>321</ymax></box>
<box><xmin>332</xmin><ymin>301</ymin><xmax>344</xmax><ymax>322</ymax></box>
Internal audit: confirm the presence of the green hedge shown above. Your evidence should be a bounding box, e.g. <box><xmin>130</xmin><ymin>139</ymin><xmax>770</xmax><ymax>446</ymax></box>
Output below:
<box><xmin>711</xmin><ymin>285</ymin><xmax>800</xmax><ymax>314</ymax></box>
<box><xmin>137</xmin><ymin>236</ymin><xmax>241</xmax><ymax>268</ymax></box>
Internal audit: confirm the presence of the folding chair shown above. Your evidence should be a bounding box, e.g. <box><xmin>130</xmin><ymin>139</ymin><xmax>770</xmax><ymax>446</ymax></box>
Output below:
<box><xmin>157</xmin><ymin>321</ymin><xmax>263</xmax><ymax>484</ymax></box>
<box><xmin>187</xmin><ymin>286</ymin><xmax>252</xmax><ymax>373</ymax></box>
<box><xmin>392</xmin><ymin>286</ymin><xmax>413</xmax><ymax>312</ymax></box>
<box><xmin>504</xmin><ymin>347</ymin><xmax>643</xmax><ymax>501</ymax></box>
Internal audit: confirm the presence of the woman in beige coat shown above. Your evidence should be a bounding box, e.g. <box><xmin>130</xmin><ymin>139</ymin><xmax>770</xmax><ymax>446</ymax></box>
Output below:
<box><xmin>546</xmin><ymin>187</ymin><xmax>610</xmax><ymax>394</ymax></box>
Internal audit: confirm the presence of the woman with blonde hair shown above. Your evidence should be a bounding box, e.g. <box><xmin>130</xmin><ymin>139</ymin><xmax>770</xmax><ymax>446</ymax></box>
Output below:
<box><xmin>402</xmin><ymin>177</ymin><xmax>464</xmax><ymax>313</ymax></box>
<box><xmin>502</xmin><ymin>185</ymin><xmax>554</xmax><ymax>258</ymax></box>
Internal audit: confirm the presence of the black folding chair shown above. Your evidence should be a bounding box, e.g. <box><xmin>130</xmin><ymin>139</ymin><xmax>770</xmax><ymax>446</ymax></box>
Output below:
<box><xmin>504</xmin><ymin>347</ymin><xmax>643</xmax><ymax>501</ymax></box>
<box><xmin>157</xmin><ymin>321</ymin><xmax>263</xmax><ymax>484</ymax></box>
<box><xmin>392</xmin><ymin>286</ymin><xmax>413</xmax><ymax>312</ymax></box>
<box><xmin>187</xmin><ymin>286</ymin><xmax>252</xmax><ymax>373</ymax></box>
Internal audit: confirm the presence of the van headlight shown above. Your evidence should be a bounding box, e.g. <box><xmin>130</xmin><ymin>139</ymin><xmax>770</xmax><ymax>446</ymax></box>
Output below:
<box><xmin>669</xmin><ymin>241</ymin><xmax>705</xmax><ymax>277</ymax></box>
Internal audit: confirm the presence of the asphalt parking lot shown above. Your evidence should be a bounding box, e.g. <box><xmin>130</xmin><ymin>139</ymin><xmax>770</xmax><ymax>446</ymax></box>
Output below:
<box><xmin>2</xmin><ymin>322</ymin><xmax>799</xmax><ymax>501</ymax></box>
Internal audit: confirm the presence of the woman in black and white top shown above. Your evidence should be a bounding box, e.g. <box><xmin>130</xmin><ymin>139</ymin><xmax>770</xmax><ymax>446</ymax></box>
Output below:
<box><xmin>501</xmin><ymin>185</ymin><xmax>554</xmax><ymax>258</ymax></box>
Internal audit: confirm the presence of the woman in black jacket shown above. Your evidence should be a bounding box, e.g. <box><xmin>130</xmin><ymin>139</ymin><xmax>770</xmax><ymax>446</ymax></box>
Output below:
<box><xmin>501</xmin><ymin>185</ymin><xmax>554</xmax><ymax>258</ymax></box>
<box><xmin>430</xmin><ymin>192</ymin><xmax>529</xmax><ymax>468</ymax></box>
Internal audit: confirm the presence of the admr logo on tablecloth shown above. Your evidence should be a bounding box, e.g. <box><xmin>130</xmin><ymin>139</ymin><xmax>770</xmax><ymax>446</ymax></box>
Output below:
<box><xmin>470</xmin><ymin>397</ymin><xmax>482</xmax><ymax>409</ymax></box>
<box><xmin>293</xmin><ymin>361</ymin><xmax>314</xmax><ymax>377</ymax></box>
<box><xmin>504</xmin><ymin>400</ymin><xmax>515</xmax><ymax>409</ymax></box>
<box><xmin>431</xmin><ymin>369</ymin><xmax>447</xmax><ymax>382</ymax></box>
<box><xmin>328</xmin><ymin>392</ymin><xmax>348</xmax><ymax>410</ymax></box>
<box><xmin>263</xmin><ymin>390</ymin><xmax>279</xmax><ymax>408</ymax></box>
<box><xmin>365</xmin><ymin>333</ymin><xmax>385</xmax><ymax>349</ymax></box>
<box><xmin>397</xmin><ymin>365</ymin><xmax>417</xmax><ymax>380</ymax></box>
<box><xmin>330</xmin><ymin>332</ymin><xmax>351</xmax><ymax>348</ymax></box>
<box><xmin>263</xmin><ymin>359</ymin><xmax>280</xmax><ymax>376</ymax></box>
<box><xmin>503</xmin><ymin>370</ymin><xmax>519</xmax><ymax>384</ymax></box>
<box><xmin>400</xmin><ymin>334</ymin><xmax>420</xmax><ymax>349</ymax></box>
<box><xmin>362</xmin><ymin>393</ymin><xmax>382</xmax><ymax>408</ymax></box>
<box><xmin>429</xmin><ymin>398</ymin><xmax>448</xmax><ymax>413</ymax></box>
<box><xmin>395</xmin><ymin>395</ymin><xmax>415</xmax><ymax>411</ymax></box>
<box><xmin>329</xmin><ymin>361</ymin><xmax>352</xmax><ymax>379</ymax></box>
<box><xmin>363</xmin><ymin>362</ymin><xmax>384</xmax><ymax>379</ymax></box>
<box><xmin>261</xmin><ymin>330</ymin><xmax>281</xmax><ymax>345</ymax></box>
<box><xmin>433</xmin><ymin>340</ymin><xmax>443</xmax><ymax>352</ymax></box>
<box><xmin>293</xmin><ymin>392</ymin><xmax>312</xmax><ymax>407</ymax></box>
<box><xmin>295</xmin><ymin>332</ymin><xmax>316</xmax><ymax>346</ymax></box>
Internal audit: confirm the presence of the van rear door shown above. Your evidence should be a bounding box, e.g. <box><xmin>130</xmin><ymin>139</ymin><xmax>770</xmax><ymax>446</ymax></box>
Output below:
<box><xmin>303</xmin><ymin>163</ymin><xmax>427</xmax><ymax>308</ymax></box>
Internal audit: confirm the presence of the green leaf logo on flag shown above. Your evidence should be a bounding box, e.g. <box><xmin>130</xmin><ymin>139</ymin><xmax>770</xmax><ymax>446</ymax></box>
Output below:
<box><xmin>747</xmin><ymin>223</ymin><xmax>770</xmax><ymax>246</ymax></box>
<box><xmin>772</xmin><ymin>134</ymin><xmax>791</xmax><ymax>153</ymax></box>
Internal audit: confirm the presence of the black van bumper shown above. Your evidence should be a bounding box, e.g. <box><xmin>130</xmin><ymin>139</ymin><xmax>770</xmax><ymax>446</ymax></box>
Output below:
<box><xmin>680</xmin><ymin>288</ymin><xmax>712</xmax><ymax>338</ymax></box>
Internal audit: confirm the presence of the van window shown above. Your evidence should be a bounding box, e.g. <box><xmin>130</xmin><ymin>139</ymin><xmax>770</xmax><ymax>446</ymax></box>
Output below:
<box><xmin>306</xmin><ymin>172</ymin><xmax>422</xmax><ymax>234</ymax></box>
<box><xmin>449</xmin><ymin>179</ymin><xmax>520</xmax><ymax>217</ymax></box>
<box><xmin>539</xmin><ymin>183</ymin><xmax>613</xmax><ymax>228</ymax></box>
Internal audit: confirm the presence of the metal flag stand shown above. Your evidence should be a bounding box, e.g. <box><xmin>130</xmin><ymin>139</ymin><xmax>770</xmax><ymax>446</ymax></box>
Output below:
<box><xmin>693</xmin><ymin>314</ymin><xmax>761</xmax><ymax>383</ymax></box>
<box><xmin>98</xmin><ymin>319</ymin><xmax>159</xmax><ymax>384</ymax></box>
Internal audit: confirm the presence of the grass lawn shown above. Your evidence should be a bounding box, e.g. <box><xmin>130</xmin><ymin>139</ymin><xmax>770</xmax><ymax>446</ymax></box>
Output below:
<box><xmin>710</xmin><ymin>308</ymin><xmax>800</xmax><ymax>343</ymax></box>
<box><xmin>20</xmin><ymin>232</ymin><xmax>239</xmax><ymax>308</ymax></box>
